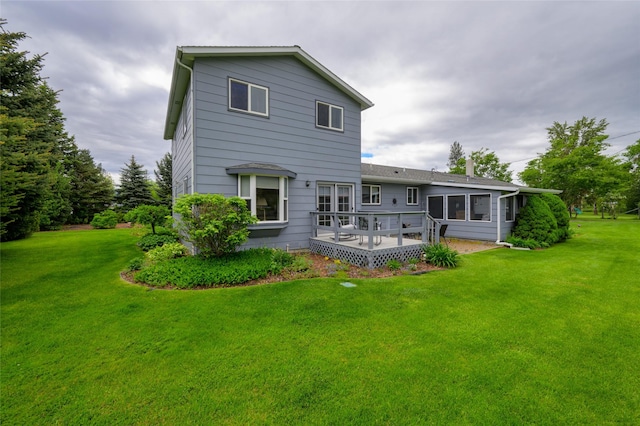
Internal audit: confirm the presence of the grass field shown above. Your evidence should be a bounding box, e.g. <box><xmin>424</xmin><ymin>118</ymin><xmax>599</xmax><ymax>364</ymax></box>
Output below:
<box><xmin>2</xmin><ymin>218</ymin><xmax>639</xmax><ymax>424</ymax></box>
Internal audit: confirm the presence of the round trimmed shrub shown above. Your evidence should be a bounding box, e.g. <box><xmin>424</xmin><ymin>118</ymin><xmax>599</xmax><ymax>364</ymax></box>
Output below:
<box><xmin>90</xmin><ymin>210</ymin><xmax>118</xmax><ymax>229</ymax></box>
<box><xmin>539</xmin><ymin>193</ymin><xmax>571</xmax><ymax>242</ymax></box>
<box><xmin>512</xmin><ymin>195</ymin><xmax>558</xmax><ymax>246</ymax></box>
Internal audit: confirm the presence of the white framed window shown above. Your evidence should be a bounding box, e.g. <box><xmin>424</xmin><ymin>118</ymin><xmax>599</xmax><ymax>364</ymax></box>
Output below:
<box><xmin>470</xmin><ymin>194</ymin><xmax>491</xmax><ymax>221</ymax></box>
<box><xmin>427</xmin><ymin>195</ymin><xmax>444</xmax><ymax>220</ymax></box>
<box><xmin>238</xmin><ymin>175</ymin><xmax>288</xmax><ymax>222</ymax></box>
<box><xmin>447</xmin><ymin>194</ymin><xmax>466</xmax><ymax>220</ymax></box>
<box><xmin>505</xmin><ymin>196</ymin><xmax>515</xmax><ymax>222</ymax></box>
<box><xmin>407</xmin><ymin>187</ymin><xmax>419</xmax><ymax>205</ymax></box>
<box><xmin>316</xmin><ymin>101</ymin><xmax>344</xmax><ymax>131</ymax></box>
<box><xmin>229</xmin><ymin>78</ymin><xmax>269</xmax><ymax>116</ymax></box>
<box><xmin>362</xmin><ymin>184</ymin><xmax>381</xmax><ymax>205</ymax></box>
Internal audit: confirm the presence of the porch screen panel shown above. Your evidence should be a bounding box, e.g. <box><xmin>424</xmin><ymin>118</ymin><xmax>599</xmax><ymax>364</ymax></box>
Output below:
<box><xmin>470</xmin><ymin>194</ymin><xmax>491</xmax><ymax>221</ymax></box>
<box><xmin>427</xmin><ymin>196</ymin><xmax>444</xmax><ymax>219</ymax></box>
<box><xmin>447</xmin><ymin>195</ymin><xmax>466</xmax><ymax>220</ymax></box>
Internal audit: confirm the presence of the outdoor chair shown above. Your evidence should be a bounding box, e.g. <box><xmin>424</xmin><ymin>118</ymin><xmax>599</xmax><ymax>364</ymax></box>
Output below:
<box><xmin>338</xmin><ymin>218</ymin><xmax>357</xmax><ymax>241</ymax></box>
<box><xmin>439</xmin><ymin>223</ymin><xmax>449</xmax><ymax>247</ymax></box>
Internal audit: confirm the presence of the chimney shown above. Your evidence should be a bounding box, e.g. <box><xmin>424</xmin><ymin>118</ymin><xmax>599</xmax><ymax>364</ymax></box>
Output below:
<box><xmin>466</xmin><ymin>159</ymin><xmax>475</xmax><ymax>177</ymax></box>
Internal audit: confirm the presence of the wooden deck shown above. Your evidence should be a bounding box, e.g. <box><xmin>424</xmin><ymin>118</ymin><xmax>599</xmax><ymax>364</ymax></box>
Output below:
<box><xmin>309</xmin><ymin>233</ymin><xmax>425</xmax><ymax>269</ymax></box>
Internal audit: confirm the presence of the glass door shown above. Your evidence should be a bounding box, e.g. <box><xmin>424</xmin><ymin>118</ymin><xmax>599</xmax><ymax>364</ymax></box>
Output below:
<box><xmin>317</xmin><ymin>184</ymin><xmax>354</xmax><ymax>226</ymax></box>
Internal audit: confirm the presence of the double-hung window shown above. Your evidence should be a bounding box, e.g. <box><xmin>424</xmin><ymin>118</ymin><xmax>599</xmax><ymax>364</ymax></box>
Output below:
<box><xmin>239</xmin><ymin>175</ymin><xmax>288</xmax><ymax>222</ymax></box>
<box><xmin>362</xmin><ymin>184</ymin><xmax>381</xmax><ymax>205</ymax></box>
<box><xmin>229</xmin><ymin>78</ymin><xmax>269</xmax><ymax>116</ymax></box>
<box><xmin>407</xmin><ymin>187</ymin><xmax>419</xmax><ymax>205</ymax></box>
<box><xmin>316</xmin><ymin>101</ymin><xmax>344</xmax><ymax>131</ymax></box>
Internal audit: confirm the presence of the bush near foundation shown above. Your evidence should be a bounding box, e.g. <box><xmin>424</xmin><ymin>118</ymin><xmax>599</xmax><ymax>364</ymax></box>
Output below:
<box><xmin>512</xmin><ymin>195</ymin><xmax>558</xmax><ymax>246</ymax></box>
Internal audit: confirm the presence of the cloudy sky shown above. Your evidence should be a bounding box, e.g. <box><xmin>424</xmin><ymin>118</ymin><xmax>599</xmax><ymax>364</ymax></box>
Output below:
<box><xmin>4</xmin><ymin>1</ymin><xmax>639</xmax><ymax>184</ymax></box>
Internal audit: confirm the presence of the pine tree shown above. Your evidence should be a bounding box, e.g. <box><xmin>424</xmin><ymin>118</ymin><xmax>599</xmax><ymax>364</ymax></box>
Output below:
<box><xmin>116</xmin><ymin>155</ymin><xmax>154</xmax><ymax>212</ymax></box>
<box><xmin>154</xmin><ymin>152</ymin><xmax>172</xmax><ymax>209</ymax></box>
<box><xmin>0</xmin><ymin>21</ymin><xmax>69</xmax><ymax>239</ymax></box>
<box><xmin>68</xmin><ymin>149</ymin><xmax>115</xmax><ymax>223</ymax></box>
<box><xmin>447</xmin><ymin>141</ymin><xmax>464</xmax><ymax>171</ymax></box>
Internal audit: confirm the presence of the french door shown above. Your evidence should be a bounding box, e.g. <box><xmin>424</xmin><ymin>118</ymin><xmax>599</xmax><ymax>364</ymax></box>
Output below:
<box><xmin>317</xmin><ymin>183</ymin><xmax>354</xmax><ymax>226</ymax></box>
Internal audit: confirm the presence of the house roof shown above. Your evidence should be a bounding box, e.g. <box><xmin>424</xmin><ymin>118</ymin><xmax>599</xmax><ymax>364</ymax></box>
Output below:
<box><xmin>361</xmin><ymin>163</ymin><xmax>562</xmax><ymax>194</ymax></box>
<box><xmin>163</xmin><ymin>46</ymin><xmax>374</xmax><ymax>140</ymax></box>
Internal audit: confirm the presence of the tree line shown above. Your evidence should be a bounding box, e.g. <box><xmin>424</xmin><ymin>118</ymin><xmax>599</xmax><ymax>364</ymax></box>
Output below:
<box><xmin>447</xmin><ymin>119</ymin><xmax>639</xmax><ymax>217</ymax></box>
<box><xmin>1</xmin><ymin>21</ymin><xmax>172</xmax><ymax>241</ymax></box>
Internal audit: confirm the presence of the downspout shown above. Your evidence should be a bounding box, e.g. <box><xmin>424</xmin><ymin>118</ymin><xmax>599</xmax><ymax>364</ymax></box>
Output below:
<box><xmin>175</xmin><ymin>54</ymin><xmax>195</xmax><ymax>194</ymax></box>
<box><xmin>496</xmin><ymin>189</ymin><xmax>519</xmax><ymax>245</ymax></box>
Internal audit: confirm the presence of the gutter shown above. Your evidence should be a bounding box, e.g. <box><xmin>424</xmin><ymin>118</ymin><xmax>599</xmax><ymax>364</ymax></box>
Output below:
<box><xmin>175</xmin><ymin>53</ymin><xmax>195</xmax><ymax>194</ymax></box>
<box><xmin>496</xmin><ymin>189</ymin><xmax>519</xmax><ymax>245</ymax></box>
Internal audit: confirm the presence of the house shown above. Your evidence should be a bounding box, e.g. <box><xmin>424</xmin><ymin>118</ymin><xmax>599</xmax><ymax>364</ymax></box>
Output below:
<box><xmin>163</xmin><ymin>45</ymin><xmax>559</xmax><ymax>266</ymax></box>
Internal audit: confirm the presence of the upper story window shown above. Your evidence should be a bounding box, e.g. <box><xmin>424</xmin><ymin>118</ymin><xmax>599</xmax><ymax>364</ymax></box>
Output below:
<box><xmin>239</xmin><ymin>175</ymin><xmax>288</xmax><ymax>222</ymax></box>
<box><xmin>229</xmin><ymin>78</ymin><xmax>269</xmax><ymax>117</ymax></box>
<box><xmin>407</xmin><ymin>187</ymin><xmax>419</xmax><ymax>205</ymax></box>
<box><xmin>362</xmin><ymin>184</ymin><xmax>381</xmax><ymax>205</ymax></box>
<box><xmin>316</xmin><ymin>101</ymin><xmax>344</xmax><ymax>131</ymax></box>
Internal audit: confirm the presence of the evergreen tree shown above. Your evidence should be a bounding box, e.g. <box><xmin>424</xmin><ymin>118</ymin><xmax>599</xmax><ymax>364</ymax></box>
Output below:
<box><xmin>68</xmin><ymin>150</ymin><xmax>115</xmax><ymax>223</ymax></box>
<box><xmin>447</xmin><ymin>141</ymin><xmax>464</xmax><ymax>171</ymax></box>
<box><xmin>0</xmin><ymin>21</ymin><xmax>70</xmax><ymax>239</ymax></box>
<box><xmin>154</xmin><ymin>152</ymin><xmax>172</xmax><ymax>208</ymax></box>
<box><xmin>116</xmin><ymin>155</ymin><xmax>154</xmax><ymax>212</ymax></box>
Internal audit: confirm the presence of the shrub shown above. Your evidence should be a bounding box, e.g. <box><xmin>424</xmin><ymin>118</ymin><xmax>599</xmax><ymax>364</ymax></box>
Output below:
<box><xmin>127</xmin><ymin>257</ymin><xmax>145</xmax><ymax>271</ymax></box>
<box><xmin>512</xmin><ymin>195</ymin><xmax>558</xmax><ymax>246</ymax></box>
<box><xmin>386</xmin><ymin>259</ymin><xmax>402</xmax><ymax>271</ymax></box>
<box><xmin>422</xmin><ymin>243</ymin><xmax>459</xmax><ymax>268</ymax></box>
<box><xmin>288</xmin><ymin>255</ymin><xmax>312</xmax><ymax>273</ymax></box>
<box><xmin>146</xmin><ymin>242</ymin><xmax>189</xmax><ymax>264</ymax></box>
<box><xmin>271</xmin><ymin>249</ymin><xmax>294</xmax><ymax>273</ymax></box>
<box><xmin>135</xmin><ymin>248</ymin><xmax>276</xmax><ymax>288</ymax></box>
<box><xmin>90</xmin><ymin>210</ymin><xmax>118</xmax><ymax>229</ymax></box>
<box><xmin>124</xmin><ymin>205</ymin><xmax>171</xmax><ymax>234</ymax></box>
<box><xmin>137</xmin><ymin>233</ymin><xmax>179</xmax><ymax>251</ymax></box>
<box><xmin>174</xmin><ymin>193</ymin><xmax>257</xmax><ymax>258</ymax></box>
<box><xmin>539</xmin><ymin>193</ymin><xmax>571</xmax><ymax>242</ymax></box>
<box><xmin>506</xmin><ymin>235</ymin><xmax>541</xmax><ymax>250</ymax></box>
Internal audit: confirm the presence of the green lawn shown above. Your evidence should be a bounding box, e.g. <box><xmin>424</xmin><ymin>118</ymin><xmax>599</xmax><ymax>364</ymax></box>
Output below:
<box><xmin>2</xmin><ymin>220</ymin><xmax>639</xmax><ymax>424</ymax></box>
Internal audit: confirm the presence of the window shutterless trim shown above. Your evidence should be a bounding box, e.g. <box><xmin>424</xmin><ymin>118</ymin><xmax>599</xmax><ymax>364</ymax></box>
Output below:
<box><xmin>315</xmin><ymin>101</ymin><xmax>344</xmax><ymax>131</ymax></box>
<box><xmin>361</xmin><ymin>184</ymin><xmax>381</xmax><ymax>205</ymax></box>
<box><xmin>469</xmin><ymin>193</ymin><xmax>492</xmax><ymax>222</ymax></box>
<box><xmin>228</xmin><ymin>77</ymin><xmax>269</xmax><ymax>117</ymax></box>
<box><xmin>446</xmin><ymin>194</ymin><xmax>467</xmax><ymax>221</ymax></box>
<box><xmin>406</xmin><ymin>187</ymin><xmax>419</xmax><ymax>206</ymax></box>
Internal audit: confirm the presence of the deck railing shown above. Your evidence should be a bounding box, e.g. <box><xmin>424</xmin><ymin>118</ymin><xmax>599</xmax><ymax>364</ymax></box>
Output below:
<box><xmin>310</xmin><ymin>211</ymin><xmax>441</xmax><ymax>249</ymax></box>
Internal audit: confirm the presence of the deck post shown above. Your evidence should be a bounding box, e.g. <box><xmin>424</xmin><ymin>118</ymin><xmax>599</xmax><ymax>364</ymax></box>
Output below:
<box><xmin>397</xmin><ymin>213</ymin><xmax>403</xmax><ymax>246</ymax></box>
<box><xmin>367</xmin><ymin>213</ymin><xmax>374</xmax><ymax>249</ymax></box>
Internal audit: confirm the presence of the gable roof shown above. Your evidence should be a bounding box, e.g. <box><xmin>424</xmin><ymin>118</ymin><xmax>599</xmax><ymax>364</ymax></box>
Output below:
<box><xmin>361</xmin><ymin>163</ymin><xmax>561</xmax><ymax>194</ymax></box>
<box><xmin>164</xmin><ymin>46</ymin><xmax>374</xmax><ymax>139</ymax></box>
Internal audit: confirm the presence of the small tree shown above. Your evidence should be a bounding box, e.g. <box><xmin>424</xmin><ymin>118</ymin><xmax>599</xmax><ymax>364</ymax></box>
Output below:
<box><xmin>124</xmin><ymin>204</ymin><xmax>170</xmax><ymax>234</ymax></box>
<box><xmin>174</xmin><ymin>193</ymin><xmax>257</xmax><ymax>258</ymax></box>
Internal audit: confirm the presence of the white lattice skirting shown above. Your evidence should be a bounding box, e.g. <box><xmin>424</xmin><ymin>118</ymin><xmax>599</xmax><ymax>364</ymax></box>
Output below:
<box><xmin>309</xmin><ymin>238</ymin><xmax>424</xmax><ymax>269</ymax></box>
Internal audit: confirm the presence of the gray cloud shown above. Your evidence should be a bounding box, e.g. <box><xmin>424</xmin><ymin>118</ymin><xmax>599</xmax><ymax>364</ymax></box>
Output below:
<box><xmin>4</xmin><ymin>1</ymin><xmax>639</xmax><ymax>183</ymax></box>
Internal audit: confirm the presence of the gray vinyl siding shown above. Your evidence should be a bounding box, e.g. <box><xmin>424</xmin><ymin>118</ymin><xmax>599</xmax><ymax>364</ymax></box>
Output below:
<box><xmin>425</xmin><ymin>186</ymin><xmax>501</xmax><ymax>241</ymax></box>
<box><xmin>190</xmin><ymin>56</ymin><xmax>362</xmax><ymax>250</ymax></box>
<box><xmin>361</xmin><ymin>183</ymin><xmax>426</xmax><ymax>230</ymax></box>
<box><xmin>172</xmin><ymin>89</ymin><xmax>193</xmax><ymax>199</ymax></box>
